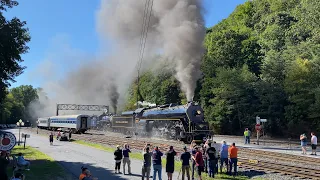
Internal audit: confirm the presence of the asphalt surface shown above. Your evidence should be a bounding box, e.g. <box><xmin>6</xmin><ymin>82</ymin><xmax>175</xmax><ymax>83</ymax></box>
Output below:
<box><xmin>6</xmin><ymin>128</ymin><xmax>180</xmax><ymax>180</ymax></box>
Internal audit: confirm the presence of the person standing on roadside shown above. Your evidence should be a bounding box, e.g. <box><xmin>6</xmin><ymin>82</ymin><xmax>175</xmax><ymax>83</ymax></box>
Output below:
<box><xmin>152</xmin><ymin>146</ymin><xmax>163</xmax><ymax>180</ymax></box>
<box><xmin>212</xmin><ymin>141</ymin><xmax>219</xmax><ymax>174</ymax></box>
<box><xmin>49</xmin><ymin>132</ymin><xmax>54</xmax><ymax>145</ymax></box>
<box><xmin>0</xmin><ymin>151</ymin><xmax>10</xmax><ymax>180</ymax></box>
<box><xmin>206</xmin><ymin>142</ymin><xmax>216</xmax><ymax>178</ymax></box>
<box><xmin>114</xmin><ymin>145</ymin><xmax>123</xmax><ymax>174</ymax></box>
<box><xmin>122</xmin><ymin>143</ymin><xmax>131</xmax><ymax>174</ymax></box>
<box><xmin>244</xmin><ymin>128</ymin><xmax>250</xmax><ymax>144</ymax></box>
<box><xmin>180</xmin><ymin>146</ymin><xmax>191</xmax><ymax>180</ymax></box>
<box><xmin>228</xmin><ymin>143</ymin><xmax>238</xmax><ymax>176</ymax></box>
<box><xmin>220</xmin><ymin>141</ymin><xmax>229</xmax><ymax>174</ymax></box>
<box><xmin>300</xmin><ymin>133</ymin><xmax>307</xmax><ymax>155</ymax></box>
<box><xmin>69</xmin><ymin>130</ymin><xmax>72</xmax><ymax>142</ymax></box>
<box><xmin>166</xmin><ymin>146</ymin><xmax>176</xmax><ymax>180</ymax></box>
<box><xmin>311</xmin><ymin>132</ymin><xmax>317</xmax><ymax>155</ymax></box>
<box><xmin>142</xmin><ymin>146</ymin><xmax>152</xmax><ymax>180</ymax></box>
<box><xmin>202</xmin><ymin>140</ymin><xmax>209</xmax><ymax>173</ymax></box>
<box><xmin>190</xmin><ymin>140</ymin><xmax>197</xmax><ymax>180</ymax></box>
<box><xmin>194</xmin><ymin>147</ymin><xmax>204</xmax><ymax>180</ymax></box>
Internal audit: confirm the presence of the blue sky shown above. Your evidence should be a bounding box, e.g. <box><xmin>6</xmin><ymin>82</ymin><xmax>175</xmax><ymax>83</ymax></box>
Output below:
<box><xmin>4</xmin><ymin>0</ymin><xmax>247</xmax><ymax>88</ymax></box>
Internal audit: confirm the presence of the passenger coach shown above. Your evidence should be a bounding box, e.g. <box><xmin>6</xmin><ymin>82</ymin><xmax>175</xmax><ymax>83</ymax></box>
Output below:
<box><xmin>37</xmin><ymin>114</ymin><xmax>91</xmax><ymax>133</ymax></box>
<box><xmin>37</xmin><ymin>117</ymin><xmax>50</xmax><ymax>129</ymax></box>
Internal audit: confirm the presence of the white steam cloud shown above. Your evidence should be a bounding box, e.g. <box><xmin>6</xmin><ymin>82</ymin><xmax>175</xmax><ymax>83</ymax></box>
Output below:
<box><xmin>31</xmin><ymin>0</ymin><xmax>205</xmax><ymax>118</ymax></box>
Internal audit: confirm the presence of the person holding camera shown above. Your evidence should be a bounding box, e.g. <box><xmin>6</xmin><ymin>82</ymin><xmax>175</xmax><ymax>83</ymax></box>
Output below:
<box><xmin>0</xmin><ymin>151</ymin><xmax>10</xmax><ymax>180</ymax></box>
<box><xmin>152</xmin><ymin>146</ymin><xmax>163</xmax><ymax>180</ymax></box>
<box><xmin>142</xmin><ymin>144</ymin><xmax>152</xmax><ymax>180</ymax></box>
<box><xmin>166</xmin><ymin>146</ymin><xmax>176</xmax><ymax>180</ymax></box>
<box><xmin>122</xmin><ymin>143</ymin><xmax>131</xmax><ymax>174</ymax></box>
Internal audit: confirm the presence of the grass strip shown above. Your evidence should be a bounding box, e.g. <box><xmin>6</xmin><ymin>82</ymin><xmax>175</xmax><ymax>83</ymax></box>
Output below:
<box><xmin>7</xmin><ymin>146</ymin><xmax>72</xmax><ymax>180</ymax></box>
<box><xmin>74</xmin><ymin>140</ymin><xmax>250</xmax><ymax>180</ymax></box>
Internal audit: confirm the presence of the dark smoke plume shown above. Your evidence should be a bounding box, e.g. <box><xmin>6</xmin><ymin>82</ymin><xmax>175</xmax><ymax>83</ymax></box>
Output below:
<box><xmin>107</xmin><ymin>77</ymin><xmax>119</xmax><ymax>114</ymax></box>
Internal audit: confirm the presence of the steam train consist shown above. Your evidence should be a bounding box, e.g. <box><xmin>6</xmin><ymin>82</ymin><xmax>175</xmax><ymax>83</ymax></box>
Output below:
<box><xmin>101</xmin><ymin>102</ymin><xmax>212</xmax><ymax>144</ymax></box>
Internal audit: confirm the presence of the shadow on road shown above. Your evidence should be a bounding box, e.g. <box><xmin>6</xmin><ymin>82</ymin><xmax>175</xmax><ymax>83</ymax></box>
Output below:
<box><xmin>8</xmin><ymin>159</ymin><xmax>134</xmax><ymax>180</ymax></box>
<box><xmin>57</xmin><ymin>160</ymin><xmax>135</xmax><ymax>180</ymax></box>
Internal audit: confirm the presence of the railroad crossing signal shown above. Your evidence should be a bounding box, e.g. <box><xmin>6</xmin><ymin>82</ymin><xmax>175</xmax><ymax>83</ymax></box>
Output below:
<box><xmin>255</xmin><ymin>124</ymin><xmax>261</xmax><ymax>131</ymax></box>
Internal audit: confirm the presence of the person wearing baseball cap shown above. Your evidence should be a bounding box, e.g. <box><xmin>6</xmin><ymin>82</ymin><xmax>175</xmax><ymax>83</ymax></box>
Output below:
<box><xmin>0</xmin><ymin>151</ymin><xmax>10</xmax><ymax>180</ymax></box>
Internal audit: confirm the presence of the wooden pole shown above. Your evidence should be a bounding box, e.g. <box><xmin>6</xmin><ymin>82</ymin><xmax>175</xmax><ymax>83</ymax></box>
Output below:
<box><xmin>24</xmin><ymin>134</ymin><xmax>27</xmax><ymax>149</ymax></box>
<box><xmin>257</xmin><ymin>130</ymin><xmax>260</xmax><ymax>145</ymax></box>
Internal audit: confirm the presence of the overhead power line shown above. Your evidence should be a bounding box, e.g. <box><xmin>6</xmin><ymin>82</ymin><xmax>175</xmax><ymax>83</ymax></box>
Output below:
<box><xmin>136</xmin><ymin>0</ymin><xmax>154</xmax><ymax>108</ymax></box>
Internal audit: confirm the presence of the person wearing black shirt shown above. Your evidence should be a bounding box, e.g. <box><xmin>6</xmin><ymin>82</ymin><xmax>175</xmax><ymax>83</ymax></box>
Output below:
<box><xmin>180</xmin><ymin>146</ymin><xmax>191</xmax><ymax>180</ymax></box>
<box><xmin>166</xmin><ymin>146</ymin><xmax>176</xmax><ymax>180</ymax></box>
<box><xmin>206</xmin><ymin>143</ymin><xmax>216</xmax><ymax>178</ymax></box>
<box><xmin>49</xmin><ymin>133</ymin><xmax>54</xmax><ymax>145</ymax></box>
<box><xmin>114</xmin><ymin>145</ymin><xmax>123</xmax><ymax>173</ymax></box>
<box><xmin>0</xmin><ymin>151</ymin><xmax>10</xmax><ymax>180</ymax></box>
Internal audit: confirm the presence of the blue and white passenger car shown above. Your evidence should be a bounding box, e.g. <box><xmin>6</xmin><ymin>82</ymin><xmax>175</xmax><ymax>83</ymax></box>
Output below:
<box><xmin>49</xmin><ymin>114</ymin><xmax>91</xmax><ymax>133</ymax></box>
<box><xmin>37</xmin><ymin>114</ymin><xmax>91</xmax><ymax>133</ymax></box>
<box><xmin>37</xmin><ymin>117</ymin><xmax>50</xmax><ymax>129</ymax></box>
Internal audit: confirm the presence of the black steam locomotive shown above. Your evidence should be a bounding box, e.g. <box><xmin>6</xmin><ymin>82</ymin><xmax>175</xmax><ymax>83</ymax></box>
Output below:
<box><xmin>102</xmin><ymin>102</ymin><xmax>212</xmax><ymax>144</ymax></box>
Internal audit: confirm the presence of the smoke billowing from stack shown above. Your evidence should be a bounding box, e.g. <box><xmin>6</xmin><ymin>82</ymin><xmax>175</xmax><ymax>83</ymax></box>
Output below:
<box><xmin>32</xmin><ymin>0</ymin><xmax>205</xmax><ymax>117</ymax></box>
<box><xmin>107</xmin><ymin>77</ymin><xmax>119</xmax><ymax>114</ymax></box>
<box><xmin>98</xmin><ymin>0</ymin><xmax>205</xmax><ymax>101</ymax></box>
<box><xmin>155</xmin><ymin>0</ymin><xmax>206</xmax><ymax>101</ymax></box>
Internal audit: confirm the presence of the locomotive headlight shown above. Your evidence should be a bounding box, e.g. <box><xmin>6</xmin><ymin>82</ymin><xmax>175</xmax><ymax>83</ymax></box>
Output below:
<box><xmin>197</xmin><ymin>110</ymin><xmax>201</xmax><ymax>115</ymax></box>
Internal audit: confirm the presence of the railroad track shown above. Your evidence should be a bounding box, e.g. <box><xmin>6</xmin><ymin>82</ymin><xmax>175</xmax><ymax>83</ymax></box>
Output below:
<box><xmin>79</xmin><ymin>135</ymin><xmax>320</xmax><ymax>179</ymax></box>
<box><xmin>238</xmin><ymin>158</ymin><xmax>320</xmax><ymax>180</ymax></box>
<box><xmin>29</xmin><ymin>128</ymin><xmax>319</xmax><ymax>179</ymax></box>
<box><xmin>240</xmin><ymin>148</ymin><xmax>320</xmax><ymax>166</ymax></box>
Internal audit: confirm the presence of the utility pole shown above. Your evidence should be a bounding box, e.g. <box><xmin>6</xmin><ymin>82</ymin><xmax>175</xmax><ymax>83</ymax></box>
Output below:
<box><xmin>136</xmin><ymin>75</ymin><xmax>140</xmax><ymax>109</ymax></box>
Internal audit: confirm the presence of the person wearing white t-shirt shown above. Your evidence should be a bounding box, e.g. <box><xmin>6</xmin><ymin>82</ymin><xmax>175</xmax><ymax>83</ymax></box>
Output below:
<box><xmin>311</xmin><ymin>132</ymin><xmax>317</xmax><ymax>155</ymax></box>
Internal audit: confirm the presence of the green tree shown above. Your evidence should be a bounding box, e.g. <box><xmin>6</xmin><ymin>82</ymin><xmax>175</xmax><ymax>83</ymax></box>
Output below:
<box><xmin>0</xmin><ymin>85</ymin><xmax>39</xmax><ymax>124</ymax></box>
<box><xmin>0</xmin><ymin>0</ymin><xmax>31</xmax><ymax>103</ymax></box>
<box><xmin>123</xmin><ymin>0</ymin><xmax>320</xmax><ymax>136</ymax></box>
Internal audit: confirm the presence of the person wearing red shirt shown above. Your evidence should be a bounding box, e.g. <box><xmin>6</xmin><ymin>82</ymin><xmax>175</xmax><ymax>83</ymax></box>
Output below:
<box><xmin>228</xmin><ymin>143</ymin><xmax>238</xmax><ymax>176</ymax></box>
<box><xmin>193</xmin><ymin>147</ymin><xmax>204</xmax><ymax>180</ymax></box>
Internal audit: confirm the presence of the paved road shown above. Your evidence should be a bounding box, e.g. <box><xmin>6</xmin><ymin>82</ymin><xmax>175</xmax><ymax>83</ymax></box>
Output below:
<box><xmin>7</xmin><ymin>129</ymin><xmax>181</xmax><ymax>180</ymax></box>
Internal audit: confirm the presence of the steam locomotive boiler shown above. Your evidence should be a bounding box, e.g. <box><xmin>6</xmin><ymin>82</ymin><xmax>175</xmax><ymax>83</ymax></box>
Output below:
<box><xmin>107</xmin><ymin>102</ymin><xmax>212</xmax><ymax>144</ymax></box>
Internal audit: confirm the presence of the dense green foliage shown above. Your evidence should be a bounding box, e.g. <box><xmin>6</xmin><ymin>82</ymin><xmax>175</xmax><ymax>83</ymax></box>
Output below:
<box><xmin>125</xmin><ymin>0</ymin><xmax>320</xmax><ymax>136</ymax></box>
<box><xmin>0</xmin><ymin>85</ymin><xmax>39</xmax><ymax>124</ymax></box>
<box><xmin>0</xmin><ymin>2</ymin><xmax>30</xmax><ymax>102</ymax></box>
<box><xmin>0</xmin><ymin>0</ymin><xmax>32</xmax><ymax>124</ymax></box>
